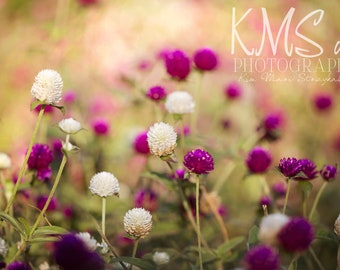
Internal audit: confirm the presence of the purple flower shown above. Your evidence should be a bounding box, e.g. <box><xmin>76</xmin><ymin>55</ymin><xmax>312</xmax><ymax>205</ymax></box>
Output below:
<box><xmin>264</xmin><ymin>114</ymin><xmax>281</xmax><ymax>131</ymax></box>
<box><xmin>278</xmin><ymin>157</ymin><xmax>301</xmax><ymax>178</ymax></box>
<box><xmin>278</xmin><ymin>217</ymin><xmax>314</xmax><ymax>252</ymax></box>
<box><xmin>133</xmin><ymin>131</ymin><xmax>150</xmax><ymax>154</ymax></box>
<box><xmin>183</xmin><ymin>149</ymin><xmax>214</xmax><ymax>175</ymax></box>
<box><xmin>7</xmin><ymin>262</ymin><xmax>31</xmax><ymax>270</ymax></box>
<box><xmin>63</xmin><ymin>90</ymin><xmax>76</xmax><ymax>103</ymax></box>
<box><xmin>91</xmin><ymin>118</ymin><xmax>110</xmax><ymax>136</ymax></box>
<box><xmin>245</xmin><ymin>147</ymin><xmax>272</xmax><ymax>174</ymax></box>
<box><xmin>36</xmin><ymin>195</ymin><xmax>58</xmax><ymax>212</ymax></box>
<box><xmin>244</xmin><ymin>245</ymin><xmax>280</xmax><ymax>270</ymax></box>
<box><xmin>193</xmin><ymin>48</ymin><xmax>218</xmax><ymax>71</ymax></box>
<box><xmin>27</xmin><ymin>144</ymin><xmax>54</xmax><ymax>171</ymax></box>
<box><xmin>34</xmin><ymin>104</ymin><xmax>54</xmax><ymax>114</ymax></box>
<box><xmin>146</xmin><ymin>86</ymin><xmax>167</xmax><ymax>102</ymax></box>
<box><xmin>295</xmin><ymin>159</ymin><xmax>318</xmax><ymax>180</ymax></box>
<box><xmin>320</xmin><ymin>165</ymin><xmax>337</xmax><ymax>181</ymax></box>
<box><xmin>165</xmin><ymin>50</ymin><xmax>191</xmax><ymax>81</ymax></box>
<box><xmin>53</xmin><ymin>234</ymin><xmax>104</xmax><ymax>270</ymax></box>
<box><xmin>174</xmin><ymin>168</ymin><xmax>186</xmax><ymax>180</ymax></box>
<box><xmin>134</xmin><ymin>189</ymin><xmax>158</xmax><ymax>213</ymax></box>
<box><xmin>36</xmin><ymin>167</ymin><xmax>52</xmax><ymax>182</ymax></box>
<box><xmin>313</xmin><ymin>93</ymin><xmax>333</xmax><ymax>111</ymax></box>
<box><xmin>259</xmin><ymin>196</ymin><xmax>271</xmax><ymax>207</ymax></box>
<box><xmin>271</xmin><ymin>182</ymin><xmax>286</xmax><ymax>197</ymax></box>
<box><xmin>224</xmin><ymin>81</ymin><xmax>242</xmax><ymax>100</ymax></box>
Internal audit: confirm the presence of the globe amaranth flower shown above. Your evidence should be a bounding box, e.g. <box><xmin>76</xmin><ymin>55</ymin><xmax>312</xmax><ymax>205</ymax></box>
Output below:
<box><xmin>153</xmin><ymin>251</ymin><xmax>170</xmax><ymax>265</ymax></box>
<box><xmin>76</xmin><ymin>232</ymin><xmax>98</xmax><ymax>251</ymax></box>
<box><xmin>63</xmin><ymin>90</ymin><xmax>76</xmax><ymax>103</ymax></box>
<box><xmin>313</xmin><ymin>93</ymin><xmax>333</xmax><ymax>111</ymax></box>
<box><xmin>278</xmin><ymin>157</ymin><xmax>301</xmax><ymax>178</ymax></box>
<box><xmin>91</xmin><ymin>118</ymin><xmax>110</xmax><ymax>136</ymax></box>
<box><xmin>133</xmin><ymin>131</ymin><xmax>150</xmax><ymax>154</ymax></box>
<box><xmin>258</xmin><ymin>213</ymin><xmax>289</xmax><ymax>246</ymax></box>
<box><xmin>36</xmin><ymin>167</ymin><xmax>52</xmax><ymax>182</ymax></box>
<box><xmin>320</xmin><ymin>164</ymin><xmax>337</xmax><ymax>181</ymax></box>
<box><xmin>183</xmin><ymin>149</ymin><xmax>214</xmax><ymax>175</ymax></box>
<box><xmin>58</xmin><ymin>118</ymin><xmax>82</xmax><ymax>134</ymax></box>
<box><xmin>53</xmin><ymin>233</ymin><xmax>104</xmax><ymax>270</ymax></box>
<box><xmin>245</xmin><ymin>147</ymin><xmax>272</xmax><ymax>174</ymax></box>
<box><xmin>295</xmin><ymin>159</ymin><xmax>318</xmax><ymax>180</ymax></box>
<box><xmin>0</xmin><ymin>237</ymin><xmax>7</xmax><ymax>256</ymax></box>
<box><xmin>277</xmin><ymin>217</ymin><xmax>314</xmax><ymax>252</ymax></box>
<box><xmin>134</xmin><ymin>189</ymin><xmax>158</xmax><ymax>213</ymax></box>
<box><xmin>27</xmin><ymin>144</ymin><xmax>53</xmax><ymax>171</ymax></box>
<box><xmin>224</xmin><ymin>81</ymin><xmax>242</xmax><ymax>100</ymax></box>
<box><xmin>31</xmin><ymin>69</ymin><xmax>63</xmax><ymax>105</ymax></box>
<box><xmin>0</xmin><ymin>153</ymin><xmax>11</xmax><ymax>170</ymax></box>
<box><xmin>259</xmin><ymin>196</ymin><xmax>271</xmax><ymax>208</ymax></box>
<box><xmin>89</xmin><ymin>171</ymin><xmax>120</xmax><ymax>198</ymax></box>
<box><xmin>147</xmin><ymin>122</ymin><xmax>177</xmax><ymax>157</ymax></box>
<box><xmin>243</xmin><ymin>245</ymin><xmax>280</xmax><ymax>270</ymax></box>
<box><xmin>260</xmin><ymin>113</ymin><xmax>282</xmax><ymax>141</ymax></box>
<box><xmin>193</xmin><ymin>48</ymin><xmax>218</xmax><ymax>71</ymax></box>
<box><xmin>165</xmin><ymin>91</ymin><xmax>195</xmax><ymax>115</ymax></box>
<box><xmin>36</xmin><ymin>195</ymin><xmax>58</xmax><ymax>212</ymax></box>
<box><xmin>164</xmin><ymin>49</ymin><xmax>191</xmax><ymax>81</ymax></box>
<box><xmin>123</xmin><ymin>207</ymin><xmax>152</xmax><ymax>239</ymax></box>
<box><xmin>7</xmin><ymin>262</ymin><xmax>32</xmax><ymax>270</ymax></box>
<box><xmin>146</xmin><ymin>86</ymin><xmax>167</xmax><ymax>102</ymax></box>
<box><xmin>271</xmin><ymin>182</ymin><xmax>286</xmax><ymax>197</ymax></box>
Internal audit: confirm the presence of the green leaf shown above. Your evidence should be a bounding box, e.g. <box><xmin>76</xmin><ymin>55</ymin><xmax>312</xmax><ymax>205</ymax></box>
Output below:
<box><xmin>315</xmin><ymin>228</ymin><xmax>338</xmax><ymax>243</ymax></box>
<box><xmin>297</xmin><ymin>181</ymin><xmax>313</xmax><ymax>194</ymax></box>
<box><xmin>17</xmin><ymin>217</ymin><xmax>31</xmax><ymax>236</ymax></box>
<box><xmin>110</xmin><ymin>257</ymin><xmax>156</xmax><ymax>270</ymax></box>
<box><xmin>0</xmin><ymin>212</ymin><xmax>25</xmax><ymax>235</ymax></box>
<box><xmin>247</xmin><ymin>225</ymin><xmax>259</xmax><ymax>247</ymax></box>
<box><xmin>28</xmin><ymin>236</ymin><xmax>60</xmax><ymax>244</ymax></box>
<box><xmin>32</xmin><ymin>225</ymin><xmax>68</xmax><ymax>237</ymax></box>
<box><xmin>216</xmin><ymin>236</ymin><xmax>245</xmax><ymax>258</ymax></box>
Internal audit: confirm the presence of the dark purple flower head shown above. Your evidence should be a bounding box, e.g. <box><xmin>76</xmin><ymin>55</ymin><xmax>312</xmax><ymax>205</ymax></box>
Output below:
<box><xmin>246</xmin><ymin>147</ymin><xmax>272</xmax><ymax>174</ymax></box>
<box><xmin>92</xmin><ymin>118</ymin><xmax>110</xmax><ymax>136</ymax></box>
<box><xmin>183</xmin><ymin>149</ymin><xmax>214</xmax><ymax>175</ymax></box>
<box><xmin>27</xmin><ymin>144</ymin><xmax>54</xmax><ymax>171</ymax></box>
<box><xmin>244</xmin><ymin>245</ymin><xmax>280</xmax><ymax>270</ymax></box>
<box><xmin>224</xmin><ymin>81</ymin><xmax>242</xmax><ymax>100</ymax></box>
<box><xmin>165</xmin><ymin>50</ymin><xmax>191</xmax><ymax>81</ymax></box>
<box><xmin>271</xmin><ymin>182</ymin><xmax>286</xmax><ymax>197</ymax></box>
<box><xmin>295</xmin><ymin>159</ymin><xmax>318</xmax><ymax>180</ymax></box>
<box><xmin>63</xmin><ymin>90</ymin><xmax>76</xmax><ymax>103</ymax></box>
<box><xmin>134</xmin><ymin>189</ymin><xmax>158</xmax><ymax>213</ymax></box>
<box><xmin>259</xmin><ymin>196</ymin><xmax>271</xmax><ymax>207</ymax></box>
<box><xmin>264</xmin><ymin>114</ymin><xmax>281</xmax><ymax>131</ymax></box>
<box><xmin>193</xmin><ymin>48</ymin><xmax>218</xmax><ymax>71</ymax></box>
<box><xmin>36</xmin><ymin>195</ymin><xmax>58</xmax><ymax>212</ymax></box>
<box><xmin>174</xmin><ymin>168</ymin><xmax>186</xmax><ymax>180</ymax></box>
<box><xmin>320</xmin><ymin>165</ymin><xmax>337</xmax><ymax>181</ymax></box>
<box><xmin>278</xmin><ymin>157</ymin><xmax>301</xmax><ymax>178</ymax></box>
<box><xmin>313</xmin><ymin>93</ymin><xmax>333</xmax><ymax>111</ymax></box>
<box><xmin>278</xmin><ymin>217</ymin><xmax>314</xmax><ymax>253</ymax></box>
<box><xmin>7</xmin><ymin>262</ymin><xmax>31</xmax><ymax>270</ymax></box>
<box><xmin>146</xmin><ymin>86</ymin><xmax>167</xmax><ymax>102</ymax></box>
<box><xmin>36</xmin><ymin>167</ymin><xmax>52</xmax><ymax>182</ymax></box>
<box><xmin>54</xmin><ymin>234</ymin><xmax>104</xmax><ymax>270</ymax></box>
<box><xmin>133</xmin><ymin>131</ymin><xmax>150</xmax><ymax>155</ymax></box>
<box><xmin>0</xmin><ymin>262</ymin><xmax>6</xmax><ymax>269</ymax></box>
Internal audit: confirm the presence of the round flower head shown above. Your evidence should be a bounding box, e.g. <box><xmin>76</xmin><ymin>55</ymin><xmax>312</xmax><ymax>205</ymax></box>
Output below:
<box><xmin>271</xmin><ymin>182</ymin><xmax>286</xmax><ymax>197</ymax></box>
<box><xmin>147</xmin><ymin>122</ymin><xmax>177</xmax><ymax>157</ymax></box>
<box><xmin>294</xmin><ymin>159</ymin><xmax>318</xmax><ymax>180</ymax></box>
<box><xmin>183</xmin><ymin>149</ymin><xmax>214</xmax><ymax>175</ymax></box>
<box><xmin>37</xmin><ymin>167</ymin><xmax>52</xmax><ymax>182</ymax></box>
<box><xmin>27</xmin><ymin>144</ymin><xmax>53</xmax><ymax>171</ymax></box>
<box><xmin>165</xmin><ymin>49</ymin><xmax>191</xmax><ymax>81</ymax></box>
<box><xmin>320</xmin><ymin>165</ymin><xmax>337</xmax><ymax>181</ymax></box>
<box><xmin>245</xmin><ymin>147</ymin><xmax>272</xmax><ymax>174</ymax></box>
<box><xmin>36</xmin><ymin>195</ymin><xmax>58</xmax><ymax>212</ymax></box>
<box><xmin>91</xmin><ymin>118</ymin><xmax>110</xmax><ymax>136</ymax></box>
<box><xmin>258</xmin><ymin>213</ymin><xmax>289</xmax><ymax>246</ymax></box>
<box><xmin>334</xmin><ymin>214</ymin><xmax>340</xmax><ymax>238</ymax></box>
<box><xmin>89</xmin><ymin>171</ymin><xmax>120</xmax><ymax>198</ymax></box>
<box><xmin>7</xmin><ymin>262</ymin><xmax>32</xmax><ymax>270</ymax></box>
<box><xmin>244</xmin><ymin>245</ymin><xmax>280</xmax><ymax>270</ymax></box>
<box><xmin>0</xmin><ymin>237</ymin><xmax>7</xmax><ymax>256</ymax></box>
<box><xmin>76</xmin><ymin>232</ymin><xmax>98</xmax><ymax>251</ymax></box>
<box><xmin>225</xmin><ymin>81</ymin><xmax>242</xmax><ymax>100</ymax></box>
<box><xmin>146</xmin><ymin>86</ymin><xmax>167</xmax><ymax>102</ymax></box>
<box><xmin>31</xmin><ymin>69</ymin><xmax>63</xmax><ymax>105</ymax></box>
<box><xmin>165</xmin><ymin>91</ymin><xmax>195</xmax><ymax>114</ymax></box>
<box><xmin>259</xmin><ymin>196</ymin><xmax>271</xmax><ymax>207</ymax></box>
<box><xmin>313</xmin><ymin>93</ymin><xmax>333</xmax><ymax>111</ymax></box>
<box><xmin>278</xmin><ymin>157</ymin><xmax>301</xmax><ymax>178</ymax></box>
<box><xmin>123</xmin><ymin>207</ymin><xmax>152</xmax><ymax>239</ymax></box>
<box><xmin>278</xmin><ymin>217</ymin><xmax>314</xmax><ymax>253</ymax></box>
<box><xmin>193</xmin><ymin>48</ymin><xmax>218</xmax><ymax>71</ymax></box>
<box><xmin>58</xmin><ymin>118</ymin><xmax>82</xmax><ymax>134</ymax></box>
<box><xmin>0</xmin><ymin>153</ymin><xmax>11</xmax><ymax>170</ymax></box>
<box><xmin>153</xmin><ymin>251</ymin><xmax>170</xmax><ymax>265</ymax></box>
<box><xmin>134</xmin><ymin>188</ymin><xmax>158</xmax><ymax>213</ymax></box>
<box><xmin>133</xmin><ymin>131</ymin><xmax>150</xmax><ymax>154</ymax></box>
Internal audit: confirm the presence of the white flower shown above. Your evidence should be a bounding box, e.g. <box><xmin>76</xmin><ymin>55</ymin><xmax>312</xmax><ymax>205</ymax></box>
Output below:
<box><xmin>38</xmin><ymin>262</ymin><xmax>50</xmax><ymax>270</ymax></box>
<box><xmin>31</xmin><ymin>69</ymin><xmax>63</xmax><ymax>104</ymax></box>
<box><xmin>334</xmin><ymin>214</ymin><xmax>340</xmax><ymax>238</ymax></box>
<box><xmin>123</xmin><ymin>208</ymin><xmax>152</xmax><ymax>239</ymax></box>
<box><xmin>258</xmin><ymin>213</ymin><xmax>290</xmax><ymax>246</ymax></box>
<box><xmin>89</xmin><ymin>171</ymin><xmax>120</xmax><ymax>198</ymax></box>
<box><xmin>0</xmin><ymin>153</ymin><xmax>11</xmax><ymax>170</ymax></box>
<box><xmin>165</xmin><ymin>91</ymin><xmax>195</xmax><ymax>114</ymax></box>
<box><xmin>58</xmin><ymin>118</ymin><xmax>82</xmax><ymax>134</ymax></box>
<box><xmin>76</xmin><ymin>232</ymin><xmax>98</xmax><ymax>251</ymax></box>
<box><xmin>0</xmin><ymin>237</ymin><xmax>7</xmax><ymax>255</ymax></box>
<box><xmin>147</xmin><ymin>122</ymin><xmax>177</xmax><ymax>157</ymax></box>
<box><xmin>153</xmin><ymin>251</ymin><xmax>170</xmax><ymax>265</ymax></box>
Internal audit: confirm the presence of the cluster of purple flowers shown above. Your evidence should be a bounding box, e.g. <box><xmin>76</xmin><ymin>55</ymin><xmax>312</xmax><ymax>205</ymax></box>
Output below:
<box><xmin>245</xmin><ymin>147</ymin><xmax>272</xmax><ymax>174</ymax></box>
<box><xmin>183</xmin><ymin>149</ymin><xmax>214</xmax><ymax>175</ymax></box>
<box><xmin>27</xmin><ymin>143</ymin><xmax>54</xmax><ymax>182</ymax></box>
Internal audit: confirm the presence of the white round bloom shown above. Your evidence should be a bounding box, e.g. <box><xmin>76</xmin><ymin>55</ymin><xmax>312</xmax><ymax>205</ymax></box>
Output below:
<box><xmin>153</xmin><ymin>251</ymin><xmax>170</xmax><ymax>265</ymax></box>
<box><xmin>76</xmin><ymin>232</ymin><xmax>98</xmax><ymax>251</ymax></box>
<box><xmin>0</xmin><ymin>153</ymin><xmax>11</xmax><ymax>170</ymax></box>
<box><xmin>31</xmin><ymin>69</ymin><xmax>63</xmax><ymax>104</ymax></box>
<box><xmin>147</xmin><ymin>122</ymin><xmax>177</xmax><ymax>157</ymax></box>
<box><xmin>258</xmin><ymin>213</ymin><xmax>290</xmax><ymax>246</ymax></box>
<box><xmin>334</xmin><ymin>214</ymin><xmax>340</xmax><ymax>238</ymax></box>
<box><xmin>123</xmin><ymin>208</ymin><xmax>152</xmax><ymax>239</ymax></box>
<box><xmin>58</xmin><ymin>118</ymin><xmax>82</xmax><ymax>134</ymax></box>
<box><xmin>165</xmin><ymin>91</ymin><xmax>195</xmax><ymax>114</ymax></box>
<box><xmin>89</xmin><ymin>171</ymin><xmax>120</xmax><ymax>198</ymax></box>
<box><xmin>0</xmin><ymin>237</ymin><xmax>7</xmax><ymax>255</ymax></box>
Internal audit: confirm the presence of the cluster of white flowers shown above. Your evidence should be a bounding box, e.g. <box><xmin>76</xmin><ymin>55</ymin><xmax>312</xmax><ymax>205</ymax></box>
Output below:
<box><xmin>165</xmin><ymin>91</ymin><xmax>195</xmax><ymax>114</ymax></box>
<box><xmin>147</xmin><ymin>122</ymin><xmax>177</xmax><ymax>157</ymax></box>
<box><xmin>0</xmin><ymin>153</ymin><xmax>11</xmax><ymax>170</ymax></box>
<box><xmin>258</xmin><ymin>213</ymin><xmax>290</xmax><ymax>245</ymax></box>
<box><xmin>153</xmin><ymin>251</ymin><xmax>170</xmax><ymax>265</ymax></box>
<box><xmin>89</xmin><ymin>171</ymin><xmax>120</xmax><ymax>198</ymax></box>
<box><xmin>123</xmin><ymin>207</ymin><xmax>152</xmax><ymax>239</ymax></box>
<box><xmin>58</xmin><ymin>118</ymin><xmax>82</xmax><ymax>134</ymax></box>
<box><xmin>76</xmin><ymin>232</ymin><xmax>98</xmax><ymax>251</ymax></box>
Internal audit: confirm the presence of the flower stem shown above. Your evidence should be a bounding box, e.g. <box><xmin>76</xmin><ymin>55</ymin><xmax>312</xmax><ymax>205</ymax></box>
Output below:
<box><xmin>308</xmin><ymin>182</ymin><xmax>327</xmax><ymax>221</ymax></box>
<box><xmin>29</xmin><ymin>154</ymin><xmax>67</xmax><ymax>237</ymax></box>
<box><xmin>5</xmin><ymin>105</ymin><xmax>46</xmax><ymax>214</ymax></box>
<box><xmin>102</xmin><ymin>197</ymin><xmax>106</xmax><ymax>239</ymax></box>
<box><xmin>195</xmin><ymin>175</ymin><xmax>203</xmax><ymax>270</ymax></box>
<box><xmin>130</xmin><ymin>239</ymin><xmax>140</xmax><ymax>270</ymax></box>
<box><xmin>282</xmin><ymin>178</ymin><xmax>291</xmax><ymax>214</ymax></box>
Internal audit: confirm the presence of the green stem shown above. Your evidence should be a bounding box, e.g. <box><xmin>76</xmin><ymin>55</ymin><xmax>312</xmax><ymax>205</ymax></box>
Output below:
<box><xmin>130</xmin><ymin>239</ymin><xmax>140</xmax><ymax>270</ymax></box>
<box><xmin>309</xmin><ymin>247</ymin><xmax>326</xmax><ymax>270</ymax></box>
<box><xmin>288</xmin><ymin>254</ymin><xmax>299</xmax><ymax>270</ymax></box>
<box><xmin>102</xmin><ymin>197</ymin><xmax>106</xmax><ymax>239</ymax></box>
<box><xmin>195</xmin><ymin>175</ymin><xmax>203</xmax><ymax>270</ymax></box>
<box><xmin>29</xmin><ymin>154</ymin><xmax>67</xmax><ymax>237</ymax></box>
<box><xmin>308</xmin><ymin>182</ymin><xmax>327</xmax><ymax>221</ymax></box>
<box><xmin>191</xmin><ymin>72</ymin><xmax>203</xmax><ymax>134</ymax></box>
<box><xmin>5</xmin><ymin>105</ymin><xmax>46</xmax><ymax>213</ymax></box>
<box><xmin>282</xmin><ymin>178</ymin><xmax>292</xmax><ymax>214</ymax></box>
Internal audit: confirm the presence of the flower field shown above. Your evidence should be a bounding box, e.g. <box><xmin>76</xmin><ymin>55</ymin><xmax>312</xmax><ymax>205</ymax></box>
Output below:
<box><xmin>1</xmin><ymin>0</ymin><xmax>340</xmax><ymax>269</ymax></box>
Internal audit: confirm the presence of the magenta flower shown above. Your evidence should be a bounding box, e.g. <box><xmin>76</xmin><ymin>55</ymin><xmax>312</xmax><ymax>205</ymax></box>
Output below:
<box><xmin>165</xmin><ymin>50</ymin><xmax>191</xmax><ymax>81</ymax></box>
<box><xmin>278</xmin><ymin>157</ymin><xmax>301</xmax><ymax>178</ymax></box>
<box><xmin>7</xmin><ymin>262</ymin><xmax>32</xmax><ymax>270</ymax></box>
<box><xmin>27</xmin><ymin>144</ymin><xmax>54</xmax><ymax>171</ymax></box>
<box><xmin>193</xmin><ymin>48</ymin><xmax>218</xmax><ymax>71</ymax></box>
<box><xmin>63</xmin><ymin>90</ymin><xmax>76</xmax><ymax>104</ymax></box>
<box><xmin>91</xmin><ymin>118</ymin><xmax>110</xmax><ymax>136</ymax></box>
<box><xmin>36</xmin><ymin>195</ymin><xmax>58</xmax><ymax>212</ymax></box>
<box><xmin>146</xmin><ymin>86</ymin><xmax>167</xmax><ymax>102</ymax></box>
<box><xmin>278</xmin><ymin>217</ymin><xmax>314</xmax><ymax>252</ymax></box>
<box><xmin>320</xmin><ymin>165</ymin><xmax>337</xmax><ymax>181</ymax></box>
<box><xmin>263</xmin><ymin>114</ymin><xmax>281</xmax><ymax>131</ymax></box>
<box><xmin>36</xmin><ymin>167</ymin><xmax>52</xmax><ymax>182</ymax></box>
<box><xmin>133</xmin><ymin>131</ymin><xmax>150</xmax><ymax>154</ymax></box>
<box><xmin>183</xmin><ymin>149</ymin><xmax>214</xmax><ymax>175</ymax></box>
<box><xmin>224</xmin><ymin>81</ymin><xmax>242</xmax><ymax>100</ymax></box>
<box><xmin>271</xmin><ymin>182</ymin><xmax>286</xmax><ymax>197</ymax></box>
<box><xmin>295</xmin><ymin>159</ymin><xmax>318</xmax><ymax>180</ymax></box>
<box><xmin>244</xmin><ymin>245</ymin><xmax>280</xmax><ymax>270</ymax></box>
<box><xmin>259</xmin><ymin>196</ymin><xmax>271</xmax><ymax>207</ymax></box>
<box><xmin>34</xmin><ymin>104</ymin><xmax>54</xmax><ymax>114</ymax></box>
<box><xmin>245</xmin><ymin>147</ymin><xmax>272</xmax><ymax>174</ymax></box>
<box><xmin>313</xmin><ymin>93</ymin><xmax>333</xmax><ymax>111</ymax></box>
<box><xmin>134</xmin><ymin>189</ymin><xmax>158</xmax><ymax>213</ymax></box>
